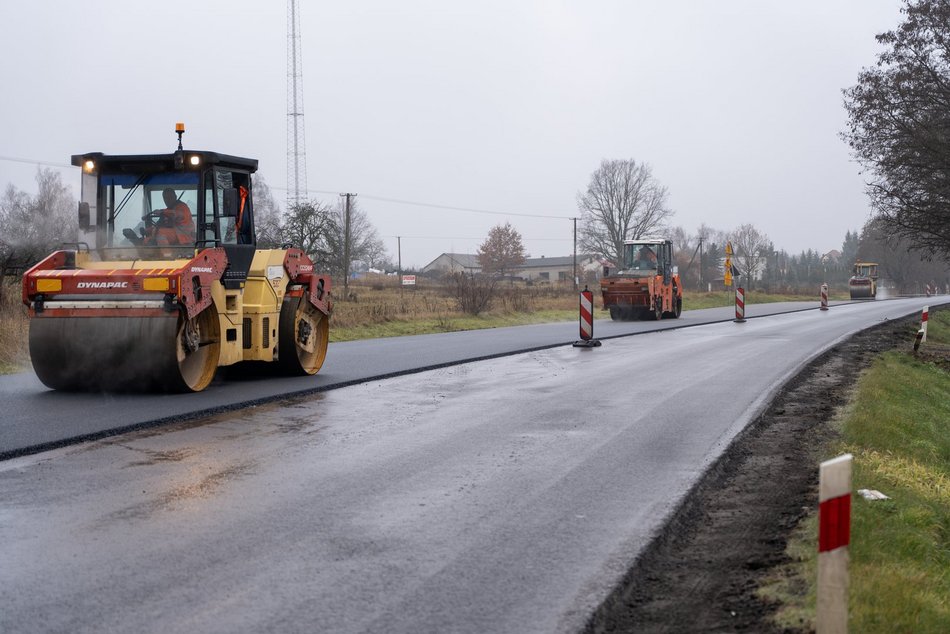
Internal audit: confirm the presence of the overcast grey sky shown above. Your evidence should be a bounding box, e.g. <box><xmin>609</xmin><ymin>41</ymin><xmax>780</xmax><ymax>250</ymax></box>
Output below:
<box><xmin>0</xmin><ymin>1</ymin><xmax>902</xmax><ymax>268</ymax></box>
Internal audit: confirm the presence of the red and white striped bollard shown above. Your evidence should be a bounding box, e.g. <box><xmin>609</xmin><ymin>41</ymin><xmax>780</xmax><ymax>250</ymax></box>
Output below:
<box><xmin>921</xmin><ymin>305</ymin><xmax>929</xmax><ymax>343</ymax></box>
<box><xmin>820</xmin><ymin>283</ymin><xmax>829</xmax><ymax>311</ymax></box>
<box><xmin>734</xmin><ymin>286</ymin><xmax>746</xmax><ymax>323</ymax></box>
<box><xmin>573</xmin><ymin>286</ymin><xmax>601</xmax><ymax>348</ymax></box>
<box><xmin>817</xmin><ymin>453</ymin><xmax>852</xmax><ymax>634</ymax></box>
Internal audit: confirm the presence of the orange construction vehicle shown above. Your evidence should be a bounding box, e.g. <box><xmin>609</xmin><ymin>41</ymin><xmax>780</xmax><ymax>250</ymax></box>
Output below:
<box><xmin>22</xmin><ymin>124</ymin><xmax>332</xmax><ymax>392</ymax></box>
<box><xmin>601</xmin><ymin>238</ymin><xmax>682</xmax><ymax>321</ymax></box>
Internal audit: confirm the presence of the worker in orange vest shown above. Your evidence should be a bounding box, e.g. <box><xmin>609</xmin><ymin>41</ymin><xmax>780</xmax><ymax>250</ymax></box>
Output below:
<box><xmin>148</xmin><ymin>188</ymin><xmax>195</xmax><ymax>246</ymax></box>
<box><xmin>636</xmin><ymin>245</ymin><xmax>658</xmax><ymax>269</ymax></box>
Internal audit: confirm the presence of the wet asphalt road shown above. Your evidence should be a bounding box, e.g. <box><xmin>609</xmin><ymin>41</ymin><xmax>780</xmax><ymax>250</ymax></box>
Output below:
<box><xmin>2</xmin><ymin>301</ymin><xmax>831</xmax><ymax>459</ymax></box>
<box><xmin>1</xmin><ymin>296</ymin><xmax>944</xmax><ymax>634</ymax></box>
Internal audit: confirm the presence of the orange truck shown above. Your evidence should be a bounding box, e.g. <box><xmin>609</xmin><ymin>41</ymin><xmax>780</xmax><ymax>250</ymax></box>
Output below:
<box><xmin>600</xmin><ymin>238</ymin><xmax>682</xmax><ymax>321</ymax></box>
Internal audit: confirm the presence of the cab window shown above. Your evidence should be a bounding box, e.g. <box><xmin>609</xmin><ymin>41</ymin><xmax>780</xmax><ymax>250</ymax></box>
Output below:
<box><xmin>215</xmin><ymin>169</ymin><xmax>253</xmax><ymax>245</ymax></box>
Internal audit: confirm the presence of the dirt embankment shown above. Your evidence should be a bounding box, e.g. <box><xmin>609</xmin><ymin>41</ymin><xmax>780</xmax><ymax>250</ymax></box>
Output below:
<box><xmin>585</xmin><ymin>313</ymin><xmax>924</xmax><ymax>633</ymax></box>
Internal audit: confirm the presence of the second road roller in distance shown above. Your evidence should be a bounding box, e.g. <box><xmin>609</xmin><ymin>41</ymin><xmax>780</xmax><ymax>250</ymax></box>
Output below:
<box><xmin>848</xmin><ymin>261</ymin><xmax>878</xmax><ymax>300</ymax></box>
<box><xmin>22</xmin><ymin>124</ymin><xmax>332</xmax><ymax>392</ymax></box>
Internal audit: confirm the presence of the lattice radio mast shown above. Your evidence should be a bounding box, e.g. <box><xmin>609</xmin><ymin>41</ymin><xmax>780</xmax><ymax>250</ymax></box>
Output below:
<box><xmin>286</xmin><ymin>0</ymin><xmax>307</xmax><ymax>209</ymax></box>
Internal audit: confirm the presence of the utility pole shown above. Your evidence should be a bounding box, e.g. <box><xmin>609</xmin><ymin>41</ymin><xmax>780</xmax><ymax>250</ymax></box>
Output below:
<box><xmin>397</xmin><ymin>236</ymin><xmax>402</xmax><ymax>294</ymax></box>
<box><xmin>572</xmin><ymin>217</ymin><xmax>578</xmax><ymax>290</ymax></box>
<box><xmin>698</xmin><ymin>236</ymin><xmax>704</xmax><ymax>291</ymax></box>
<box><xmin>340</xmin><ymin>193</ymin><xmax>356</xmax><ymax>298</ymax></box>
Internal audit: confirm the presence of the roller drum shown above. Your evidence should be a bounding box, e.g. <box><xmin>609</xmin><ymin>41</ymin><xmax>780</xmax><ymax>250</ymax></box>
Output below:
<box><xmin>277</xmin><ymin>296</ymin><xmax>329</xmax><ymax>376</ymax></box>
<box><xmin>849</xmin><ymin>282</ymin><xmax>874</xmax><ymax>300</ymax></box>
<box><xmin>29</xmin><ymin>310</ymin><xmax>220</xmax><ymax>392</ymax></box>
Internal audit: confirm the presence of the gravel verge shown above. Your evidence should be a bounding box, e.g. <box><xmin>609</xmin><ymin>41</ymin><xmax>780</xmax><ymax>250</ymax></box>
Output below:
<box><xmin>584</xmin><ymin>312</ymin><xmax>925</xmax><ymax>633</ymax></box>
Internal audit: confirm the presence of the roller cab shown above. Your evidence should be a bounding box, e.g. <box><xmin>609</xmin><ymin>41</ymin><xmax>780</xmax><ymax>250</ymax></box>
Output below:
<box><xmin>22</xmin><ymin>127</ymin><xmax>332</xmax><ymax>392</ymax></box>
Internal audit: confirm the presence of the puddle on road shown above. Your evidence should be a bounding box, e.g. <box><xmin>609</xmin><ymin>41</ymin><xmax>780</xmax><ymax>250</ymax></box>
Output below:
<box><xmin>88</xmin><ymin>406</ymin><xmax>325</xmax><ymax>525</ymax></box>
<box><xmin>104</xmin><ymin>459</ymin><xmax>260</xmax><ymax>524</ymax></box>
<box><xmin>80</xmin><ymin>392</ymin><xmax>330</xmax><ymax>451</ymax></box>
<box><xmin>9</xmin><ymin>392</ymin><xmax>337</xmax><ymax>526</ymax></box>
<box><xmin>122</xmin><ymin>447</ymin><xmax>196</xmax><ymax>468</ymax></box>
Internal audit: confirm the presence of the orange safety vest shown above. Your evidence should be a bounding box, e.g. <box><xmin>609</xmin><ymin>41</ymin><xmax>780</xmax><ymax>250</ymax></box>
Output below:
<box><xmin>153</xmin><ymin>201</ymin><xmax>195</xmax><ymax>246</ymax></box>
<box><xmin>223</xmin><ymin>186</ymin><xmax>250</xmax><ymax>243</ymax></box>
<box><xmin>236</xmin><ymin>185</ymin><xmax>248</xmax><ymax>232</ymax></box>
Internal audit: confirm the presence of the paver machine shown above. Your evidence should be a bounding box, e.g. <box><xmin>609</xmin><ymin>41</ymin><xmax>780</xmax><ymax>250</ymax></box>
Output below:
<box><xmin>22</xmin><ymin>124</ymin><xmax>332</xmax><ymax>392</ymax></box>
<box><xmin>600</xmin><ymin>238</ymin><xmax>682</xmax><ymax>321</ymax></box>
<box><xmin>848</xmin><ymin>262</ymin><xmax>878</xmax><ymax>300</ymax></box>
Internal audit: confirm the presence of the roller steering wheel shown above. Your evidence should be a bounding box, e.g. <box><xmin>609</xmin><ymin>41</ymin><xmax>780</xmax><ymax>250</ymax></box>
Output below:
<box><xmin>143</xmin><ymin>209</ymin><xmax>171</xmax><ymax>228</ymax></box>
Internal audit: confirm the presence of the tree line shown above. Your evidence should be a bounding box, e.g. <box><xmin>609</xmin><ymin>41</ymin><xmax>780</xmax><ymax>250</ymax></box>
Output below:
<box><xmin>571</xmin><ymin>155</ymin><xmax>948</xmax><ymax>295</ymax></box>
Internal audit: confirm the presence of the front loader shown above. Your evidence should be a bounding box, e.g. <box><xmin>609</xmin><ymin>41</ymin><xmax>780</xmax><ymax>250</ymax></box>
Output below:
<box><xmin>22</xmin><ymin>124</ymin><xmax>332</xmax><ymax>392</ymax></box>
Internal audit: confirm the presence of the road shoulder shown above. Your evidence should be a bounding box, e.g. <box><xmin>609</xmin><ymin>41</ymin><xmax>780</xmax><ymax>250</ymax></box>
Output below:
<box><xmin>584</xmin><ymin>313</ymin><xmax>918</xmax><ymax>632</ymax></box>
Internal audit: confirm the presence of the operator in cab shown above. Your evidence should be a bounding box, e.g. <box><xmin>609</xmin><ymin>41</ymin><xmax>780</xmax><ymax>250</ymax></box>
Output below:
<box><xmin>122</xmin><ymin>188</ymin><xmax>196</xmax><ymax>247</ymax></box>
<box><xmin>636</xmin><ymin>246</ymin><xmax>658</xmax><ymax>269</ymax></box>
<box><xmin>149</xmin><ymin>188</ymin><xmax>195</xmax><ymax>246</ymax></box>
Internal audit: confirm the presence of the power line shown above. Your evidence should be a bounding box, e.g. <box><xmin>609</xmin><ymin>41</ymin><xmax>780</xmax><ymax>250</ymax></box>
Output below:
<box><xmin>384</xmin><ymin>234</ymin><xmax>569</xmax><ymax>241</ymax></box>
<box><xmin>0</xmin><ymin>155</ymin><xmax>577</xmax><ymax>222</ymax></box>
<box><xmin>359</xmin><ymin>194</ymin><xmax>571</xmax><ymax>219</ymax></box>
<box><xmin>268</xmin><ymin>184</ymin><xmax>574</xmax><ymax>220</ymax></box>
<box><xmin>0</xmin><ymin>155</ymin><xmax>74</xmax><ymax>169</ymax></box>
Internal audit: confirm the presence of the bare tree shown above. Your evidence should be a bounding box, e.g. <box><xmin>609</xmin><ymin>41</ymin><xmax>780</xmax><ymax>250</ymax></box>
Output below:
<box><xmin>477</xmin><ymin>222</ymin><xmax>527</xmax><ymax>279</ymax></box>
<box><xmin>251</xmin><ymin>174</ymin><xmax>283</xmax><ymax>249</ymax></box>
<box><xmin>0</xmin><ymin>168</ymin><xmax>75</xmax><ymax>302</ymax></box>
<box><xmin>670</xmin><ymin>226</ymin><xmax>694</xmax><ymax>256</ymax></box>
<box><xmin>577</xmin><ymin>159</ymin><xmax>673</xmax><ymax>266</ymax></box>
<box><xmin>669</xmin><ymin>226</ymin><xmax>699</xmax><ymax>287</ymax></box>
<box><xmin>325</xmin><ymin>198</ymin><xmax>388</xmax><ymax>282</ymax></box>
<box><xmin>729</xmin><ymin>223</ymin><xmax>772</xmax><ymax>287</ymax></box>
<box><xmin>282</xmin><ymin>200</ymin><xmax>336</xmax><ymax>269</ymax></box>
<box><xmin>859</xmin><ymin>216</ymin><xmax>950</xmax><ymax>293</ymax></box>
<box><xmin>843</xmin><ymin>0</ymin><xmax>950</xmax><ymax>258</ymax></box>
<box><xmin>0</xmin><ymin>186</ymin><xmax>33</xmax><ymax>281</ymax></box>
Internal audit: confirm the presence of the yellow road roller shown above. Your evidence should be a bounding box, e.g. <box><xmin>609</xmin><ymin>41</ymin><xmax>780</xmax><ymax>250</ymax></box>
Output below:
<box><xmin>22</xmin><ymin>126</ymin><xmax>332</xmax><ymax>392</ymax></box>
<box><xmin>848</xmin><ymin>262</ymin><xmax>878</xmax><ymax>300</ymax></box>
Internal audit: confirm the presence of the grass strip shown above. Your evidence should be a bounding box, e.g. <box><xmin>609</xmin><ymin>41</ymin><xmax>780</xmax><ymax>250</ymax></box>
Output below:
<box><xmin>764</xmin><ymin>310</ymin><xmax>950</xmax><ymax>632</ymax></box>
<box><xmin>329</xmin><ymin>309</ymin><xmax>579</xmax><ymax>342</ymax></box>
<box><xmin>329</xmin><ymin>290</ymin><xmax>822</xmax><ymax>341</ymax></box>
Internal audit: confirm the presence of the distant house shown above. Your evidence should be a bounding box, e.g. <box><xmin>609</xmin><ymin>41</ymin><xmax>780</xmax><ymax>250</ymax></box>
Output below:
<box><xmin>420</xmin><ymin>252</ymin><xmax>600</xmax><ymax>282</ymax></box>
<box><xmin>821</xmin><ymin>249</ymin><xmax>842</xmax><ymax>265</ymax></box>
<box><xmin>421</xmin><ymin>253</ymin><xmax>481</xmax><ymax>275</ymax></box>
<box><xmin>517</xmin><ymin>254</ymin><xmax>600</xmax><ymax>282</ymax></box>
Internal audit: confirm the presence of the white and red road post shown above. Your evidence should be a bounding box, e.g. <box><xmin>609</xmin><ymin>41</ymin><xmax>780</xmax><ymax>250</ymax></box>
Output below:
<box><xmin>921</xmin><ymin>305</ymin><xmax>929</xmax><ymax>343</ymax></box>
<box><xmin>820</xmin><ymin>284</ymin><xmax>829</xmax><ymax>311</ymax></box>
<box><xmin>573</xmin><ymin>286</ymin><xmax>601</xmax><ymax>348</ymax></box>
<box><xmin>734</xmin><ymin>286</ymin><xmax>746</xmax><ymax>323</ymax></box>
<box><xmin>817</xmin><ymin>453</ymin><xmax>852</xmax><ymax>634</ymax></box>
